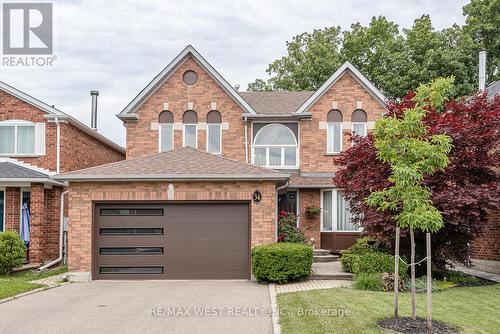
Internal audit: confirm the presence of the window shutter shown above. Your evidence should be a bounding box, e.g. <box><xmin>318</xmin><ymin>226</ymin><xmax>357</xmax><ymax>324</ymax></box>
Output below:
<box><xmin>35</xmin><ymin>123</ymin><xmax>46</xmax><ymax>156</ymax></box>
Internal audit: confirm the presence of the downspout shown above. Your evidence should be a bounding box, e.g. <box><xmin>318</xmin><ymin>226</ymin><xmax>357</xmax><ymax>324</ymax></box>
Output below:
<box><xmin>244</xmin><ymin>116</ymin><xmax>248</xmax><ymax>163</ymax></box>
<box><xmin>55</xmin><ymin>116</ymin><xmax>61</xmax><ymax>174</ymax></box>
<box><xmin>38</xmin><ymin>188</ymin><xmax>69</xmax><ymax>271</ymax></box>
<box><xmin>275</xmin><ymin>181</ymin><xmax>289</xmax><ymax>242</ymax></box>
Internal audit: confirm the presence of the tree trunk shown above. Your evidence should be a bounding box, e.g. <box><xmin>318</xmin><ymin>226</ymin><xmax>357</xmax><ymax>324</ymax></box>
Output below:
<box><xmin>394</xmin><ymin>227</ymin><xmax>400</xmax><ymax>319</ymax></box>
<box><xmin>427</xmin><ymin>232</ymin><xmax>433</xmax><ymax>333</ymax></box>
<box><xmin>410</xmin><ymin>227</ymin><xmax>417</xmax><ymax>320</ymax></box>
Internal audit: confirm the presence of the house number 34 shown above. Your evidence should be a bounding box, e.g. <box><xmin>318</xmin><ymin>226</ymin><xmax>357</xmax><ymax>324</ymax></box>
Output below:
<box><xmin>253</xmin><ymin>190</ymin><xmax>262</xmax><ymax>203</ymax></box>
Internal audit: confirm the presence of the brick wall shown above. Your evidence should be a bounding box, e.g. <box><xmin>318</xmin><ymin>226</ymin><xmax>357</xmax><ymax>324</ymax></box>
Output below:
<box><xmin>298</xmin><ymin>189</ymin><xmax>321</xmax><ymax>249</ymax></box>
<box><xmin>471</xmin><ymin>211</ymin><xmax>500</xmax><ymax>261</ymax></box>
<box><xmin>300</xmin><ymin>71</ymin><xmax>386</xmax><ymax>172</ymax></box>
<box><xmin>67</xmin><ymin>180</ymin><xmax>277</xmax><ymax>273</ymax></box>
<box><xmin>126</xmin><ymin>56</ymin><xmax>247</xmax><ymax>161</ymax></box>
<box><xmin>4</xmin><ymin>187</ymin><xmax>20</xmax><ymax>231</ymax></box>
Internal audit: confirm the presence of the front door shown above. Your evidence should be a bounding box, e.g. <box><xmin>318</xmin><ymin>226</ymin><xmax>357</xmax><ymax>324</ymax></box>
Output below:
<box><xmin>278</xmin><ymin>191</ymin><xmax>297</xmax><ymax>215</ymax></box>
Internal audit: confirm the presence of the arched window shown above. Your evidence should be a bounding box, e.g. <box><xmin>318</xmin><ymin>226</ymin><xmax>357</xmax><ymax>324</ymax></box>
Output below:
<box><xmin>253</xmin><ymin>124</ymin><xmax>298</xmax><ymax>168</ymax></box>
<box><xmin>351</xmin><ymin>109</ymin><xmax>367</xmax><ymax>140</ymax></box>
<box><xmin>182</xmin><ymin>110</ymin><xmax>198</xmax><ymax>148</ymax></box>
<box><xmin>327</xmin><ymin>109</ymin><xmax>343</xmax><ymax>153</ymax></box>
<box><xmin>206</xmin><ymin>110</ymin><xmax>222</xmax><ymax>154</ymax></box>
<box><xmin>158</xmin><ymin>111</ymin><xmax>174</xmax><ymax>152</ymax></box>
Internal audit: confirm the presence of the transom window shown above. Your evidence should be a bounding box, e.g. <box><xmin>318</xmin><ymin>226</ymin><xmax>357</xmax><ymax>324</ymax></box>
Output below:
<box><xmin>182</xmin><ymin>110</ymin><xmax>198</xmax><ymax>148</ymax></box>
<box><xmin>327</xmin><ymin>109</ymin><xmax>343</xmax><ymax>153</ymax></box>
<box><xmin>253</xmin><ymin>124</ymin><xmax>298</xmax><ymax>168</ymax></box>
<box><xmin>0</xmin><ymin>121</ymin><xmax>35</xmax><ymax>155</ymax></box>
<box><xmin>158</xmin><ymin>110</ymin><xmax>174</xmax><ymax>152</ymax></box>
<box><xmin>321</xmin><ymin>189</ymin><xmax>360</xmax><ymax>232</ymax></box>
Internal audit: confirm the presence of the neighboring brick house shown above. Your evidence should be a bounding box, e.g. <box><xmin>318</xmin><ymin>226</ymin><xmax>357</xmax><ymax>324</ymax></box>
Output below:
<box><xmin>58</xmin><ymin>45</ymin><xmax>387</xmax><ymax>281</ymax></box>
<box><xmin>0</xmin><ymin>81</ymin><xmax>125</xmax><ymax>265</ymax></box>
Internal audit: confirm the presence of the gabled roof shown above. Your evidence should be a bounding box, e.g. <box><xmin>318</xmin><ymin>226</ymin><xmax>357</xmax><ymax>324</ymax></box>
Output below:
<box><xmin>0</xmin><ymin>81</ymin><xmax>125</xmax><ymax>153</ymax></box>
<box><xmin>56</xmin><ymin>147</ymin><xmax>288</xmax><ymax>181</ymax></box>
<box><xmin>118</xmin><ymin>45</ymin><xmax>257</xmax><ymax>120</ymax></box>
<box><xmin>239</xmin><ymin>91</ymin><xmax>314</xmax><ymax>115</ymax></box>
<box><xmin>294</xmin><ymin>61</ymin><xmax>387</xmax><ymax>114</ymax></box>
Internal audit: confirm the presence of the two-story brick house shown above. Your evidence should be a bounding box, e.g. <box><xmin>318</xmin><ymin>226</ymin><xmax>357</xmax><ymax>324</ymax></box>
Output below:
<box><xmin>58</xmin><ymin>45</ymin><xmax>387</xmax><ymax>280</ymax></box>
<box><xmin>0</xmin><ymin>81</ymin><xmax>125</xmax><ymax>265</ymax></box>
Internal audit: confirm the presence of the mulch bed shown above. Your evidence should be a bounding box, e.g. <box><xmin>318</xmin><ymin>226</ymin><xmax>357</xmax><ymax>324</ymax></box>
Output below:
<box><xmin>379</xmin><ymin>317</ymin><xmax>458</xmax><ymax>334</ymax></box>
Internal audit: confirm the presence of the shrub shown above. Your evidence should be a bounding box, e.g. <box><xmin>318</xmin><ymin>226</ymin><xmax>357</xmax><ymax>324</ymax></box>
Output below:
<box><xmin>352</xmin><ymin>252</ymin><xmax>407</xmax><ymax>279</ymax></box>
<box><xmin>353</xmin><ymin>273</ymin><xmax>385</xmax><ymax>291</ymax></box>
<box><xmin>381</xmin><ymin>272</ymin><xmax>406</xmax><ymax>292</ymax></box>
<box><xmin>0</xmin><ymin>231</ymin><xmax>26</xmax><ymax>275</ymax></box>
<box><xmin>252</xmin><ymin>243</ymin><xmax>313</xmax><ymax>283</ymax></box>
<box><xmin>340</xmin><ymin>253</ymin><xmax>359</xmax><ymax>273</ymax></box>
<box><xmin>277</xmin><ymin>211</ymin><xmax>305</xmax><ymax>243</ymax></box>
<box><xmin>340</xmin><ymin>237</ymin><xmax>381</xmax><ymax>273</ymax></box>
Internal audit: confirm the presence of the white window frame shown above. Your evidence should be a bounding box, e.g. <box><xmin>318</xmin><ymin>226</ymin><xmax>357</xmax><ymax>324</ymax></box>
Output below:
<box><xmin>320</xmin><ymin>189</ymin><xmax>361</xmax><ymax>232</ymax></box>
<box><xmin>158</xmin><ymin>123</ymin><xmax>174</xmax><ymax>152</ymax></box>
<box><xmin>0</xmin><ymin>187</ymin><xmax>5</xmax><ymax>232</ymax></box>
<box><xmin>351</xmin><ymin>122</ymin><xmax>367</xmax><ymax>147</ymax></box>
<box><xmin>327</xmin><ymin>122</ymin><xmax>343</xmax><ymax>154</ymax></box>
<box><xmin>0</xmin><ymin>120</ymin><xmax>36</xmax><ymax>156</ymax></box>
<box><xmin>206</xmin><ymin>123</ymin><xmax>222</xmax><ymax>154</ymax></box>
<box><xmin>251</xmin><ymin>123</ymin><xmax>299</xmax><ymax>169</ymax></box>
<box><xmin>182</xmin><ymin>124</ymin><xmax>198</xmax><ymax>148</ymax></box>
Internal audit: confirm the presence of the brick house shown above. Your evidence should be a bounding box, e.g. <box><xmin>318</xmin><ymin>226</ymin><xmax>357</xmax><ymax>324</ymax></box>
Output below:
<box><xmin>0</xmin><ymin>81</ymin><xmax>125</xmax><ymax>265</ymax></box>
<box><xmin>58</xmin><ymin>45</ymin><xmax>387</xmax><ymax>280</ymax></box>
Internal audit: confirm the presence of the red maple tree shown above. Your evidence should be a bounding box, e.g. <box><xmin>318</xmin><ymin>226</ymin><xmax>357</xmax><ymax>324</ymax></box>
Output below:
<box><xmin>333</xmin><ymin>92</ymin><xmax>500</xmax><ymax>268</ymax></box>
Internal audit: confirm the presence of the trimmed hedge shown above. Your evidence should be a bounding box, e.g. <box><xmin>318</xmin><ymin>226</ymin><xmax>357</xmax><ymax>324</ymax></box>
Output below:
<box><xmin>0</xmin><ymin>231</ymin><xmax>26</xmax><ymax>275</ymax></box>
<box><xmin>252</xmin><ymin>243</ymin><xmax>313</xmax><ymax>283</ymax></box>
<box><xmin>340</xmin><ymin>237</ymin><xmax>380</xmax><ymax>273</ymax></box>
<box><xmin>352</xmin><ymin>252</ymin><xmax>407</xmax><ymax>279</ymax></box>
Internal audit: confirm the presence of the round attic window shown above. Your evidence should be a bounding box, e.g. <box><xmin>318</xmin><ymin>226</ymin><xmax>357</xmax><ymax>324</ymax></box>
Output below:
<box><xmin>182</xmin><ymin>70</ymin><xmax>198</xmax><ymax>86</ymax></box>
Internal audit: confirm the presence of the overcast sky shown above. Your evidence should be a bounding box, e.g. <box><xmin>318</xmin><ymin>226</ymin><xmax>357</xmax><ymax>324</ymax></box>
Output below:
<box><xmin>1</xmin><ymin>0</ymin><xmax>469</xmax><ymax>146</ymax></box>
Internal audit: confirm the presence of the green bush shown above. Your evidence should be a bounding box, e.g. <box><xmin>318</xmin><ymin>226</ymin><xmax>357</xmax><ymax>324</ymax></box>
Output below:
<box><xmin>252</xmin><ymin>243</ymin><xmax>313</xmax><ymax>283</ymax></box>
<box><xmin>340</xmin><ymin>237</ymin><xmax>379</xmax><ymax>273</ymax></box>
<box><xmin>0</xmin><ymin>231</ymin><xmax>26</xmax><ymax>275</ymax></box>
<box><xmin>352</xmin><ymin>252</ymin><xmax>407</xmax><ymax>279</ymax></box>
<box><xmin>340</xmin><ymin>253</ymin><xmax>359</xmax><ymax>273</ymax></box>
<box><xmin>277</xmin><ymin>211</ymin><xmax>305</xmax><ymax>243</ymax></box>
<box><xmin>353</xmin><ymin>273</ymin><xmax>385</xmax><ymax>291</ymax></box>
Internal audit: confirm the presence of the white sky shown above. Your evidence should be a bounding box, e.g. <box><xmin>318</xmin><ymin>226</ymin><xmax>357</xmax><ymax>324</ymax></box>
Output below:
<box><xmin>0</xmin><ymin>0</ymin><xmax>469</xmax><ymax>146</ymax></box>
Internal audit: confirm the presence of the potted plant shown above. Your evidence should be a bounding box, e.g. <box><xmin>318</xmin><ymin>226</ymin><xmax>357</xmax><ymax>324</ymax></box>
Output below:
<box><xmin>304</xmin><ymin>205</ymin><xmax>321</xmax><ymax>217</ymax></box>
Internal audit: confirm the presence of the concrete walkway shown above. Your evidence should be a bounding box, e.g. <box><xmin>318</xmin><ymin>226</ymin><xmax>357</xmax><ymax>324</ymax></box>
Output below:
<box><xmin>275</xmin><ymin>280</ymin><xmax>352</xmax><ymax>294</ymax></box>
<box><xmin>454</xmin><ymin>264</ymin><xmax>500</xmax><ymax>283</ymax></box>
<box><xmin>311</xmin><ymin>261</ymin><xmax>353</xmax><ymax>280</ymax></box>
<box><xmin>0</xmin><ymin>281</ymin><xmax>272</xmax><ymax>334</ymax></box>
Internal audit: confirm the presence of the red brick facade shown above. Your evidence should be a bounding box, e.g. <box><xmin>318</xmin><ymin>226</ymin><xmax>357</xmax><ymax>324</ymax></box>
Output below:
<box><xmin>471</xmin><ymin>211</ymin><xmax>500</xmax><ymax>261</ymax></box>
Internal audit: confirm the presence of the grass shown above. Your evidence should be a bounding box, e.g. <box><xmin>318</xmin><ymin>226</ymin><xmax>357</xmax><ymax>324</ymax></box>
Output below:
<box><xmin>0</xmin><ymin>266</ymin><xmax>68</xmax><ymax>300</ymax></box>
<box><xmin>278</xmin><ymin>284</ymin><xmax>500</xmax><ymax>334</ymax></box>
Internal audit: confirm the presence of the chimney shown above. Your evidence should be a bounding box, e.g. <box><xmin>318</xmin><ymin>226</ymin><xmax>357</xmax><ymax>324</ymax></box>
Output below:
<box><xmin>479</xmin><ymin>51</ymin><xmax>486</xmax><ymax>91</ymax></box>
<box><xmin>90</xmin><ymin>90</ymin><xmax>99</xmax><ymax>130</ymax></box>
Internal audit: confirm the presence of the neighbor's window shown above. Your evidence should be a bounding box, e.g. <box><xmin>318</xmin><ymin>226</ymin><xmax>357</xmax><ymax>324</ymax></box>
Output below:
<box><xmin>327</xmin><ymin>109</ymin><xmax>343</xmax><ymax>153</ymax></box>
<box><xmin>321</xmin><ymin>189</ymin><xmax>359</xmax><ymax>232</ymax></box>
<box><xmin>158</xmin><ymin>110</ymin><xmax>174</xmax><ymax>152</ymax></box>
<box><xmin>0</xmin><ymin>121</ymin><xmax>35</xmax><ymax>155</ymax></box>
<box><xmin>206</xmin><ymin>110</ymin><xmax>222</xmax><ymax>154</ymax></box>
<box><xmin>182</xmin><ymin>110</ymin><xmax>198</xmax><ymax>148</ymax></box>
<box><xmin>351</xmin><ymin>109</ymin><xmax>367</xmax><ymax>144</ymax></box>
<box><xmin>253</xmin><ymin>124</ymin><xmax>298</xmax><ymax>168</ymax></box>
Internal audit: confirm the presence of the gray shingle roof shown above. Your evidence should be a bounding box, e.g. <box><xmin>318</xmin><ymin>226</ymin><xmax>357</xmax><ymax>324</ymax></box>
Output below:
<box><xmin>0</xmin><ymin>162</ymin><xmax>49</xmax><ymax>179</ymax></box>
<box><xmin>239</xmin><ymin>91</ymin><xmax>314</xmax><ymax>115</ymax></box>
<box><xmin>288</xmin><ymin>172</ymin><xmax>335</xmax><ymax>188</ymax></box>
<box><xmin>57</xmin><ymin>147</ymin><xmax>289</xmax><ymax>181</ymax></box>
<box><xmin>486</xmin><ymin>81</ymin><xmax>500</xmax><ymax>98</ymax></box>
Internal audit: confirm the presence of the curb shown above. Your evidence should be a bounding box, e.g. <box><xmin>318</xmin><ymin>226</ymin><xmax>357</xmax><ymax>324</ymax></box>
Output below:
<box><xmin>268</xmin><ymin>284</ymin><xmax>281</xmax><ymax>334</ymax></box>
<box><xmin>0</xmin><ymin>282</ymin><xmax>69</xmax><ymax>305</ymax></box>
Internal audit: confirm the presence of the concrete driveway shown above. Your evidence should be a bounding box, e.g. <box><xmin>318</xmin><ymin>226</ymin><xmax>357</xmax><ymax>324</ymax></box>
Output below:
<box><xmin>0</xmin><ymin>281</ymin><xmax>273</xmax><ymax>334</ymax></box>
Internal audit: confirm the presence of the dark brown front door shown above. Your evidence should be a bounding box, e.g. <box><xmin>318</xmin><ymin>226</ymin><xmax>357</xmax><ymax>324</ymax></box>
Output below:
<box><xmin>93</xmin><ymin>202</ymin><xmax>250</xmax><ymax>280</ymax></box>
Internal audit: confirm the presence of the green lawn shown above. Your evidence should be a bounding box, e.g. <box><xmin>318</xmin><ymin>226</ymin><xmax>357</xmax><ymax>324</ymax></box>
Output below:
<box><xmin>278</xmin><ymin>284</ymin><xmax>500</xmax><ymax>334</ymax></box>
<box><xmin>0</xmin><ymin>266</ymin><xmax>68</xmax><ymax>300</ymax></box>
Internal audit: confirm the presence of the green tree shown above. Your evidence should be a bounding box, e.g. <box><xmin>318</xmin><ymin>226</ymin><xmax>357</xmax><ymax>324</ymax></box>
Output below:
<box><xmin>366</xmin><ymin>77</ymin><xmax>453</xmax><ymax>329</ymax></box>
<box><xmin>463</xmin><ymin>0</ymin><xmax>500</xmax><ymax>81</ymax></box>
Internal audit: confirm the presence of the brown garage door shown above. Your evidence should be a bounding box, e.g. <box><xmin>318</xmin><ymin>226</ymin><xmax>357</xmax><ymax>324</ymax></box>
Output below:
<box><xmin>93</xmin><ymin>202</ymin><xmax>250</xmax><ymax>280</ymax></box>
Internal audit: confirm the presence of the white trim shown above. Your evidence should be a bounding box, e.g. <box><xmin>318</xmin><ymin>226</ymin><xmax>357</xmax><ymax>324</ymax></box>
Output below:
<box><xmin>0</xmin><ymin>187</ymin><xmax>5</xmax><ymax>232</ymax></box>
<box><xmin>351</xmin><ymin>122</ymin><xmax>367</xmax><ymax>147</ymax></box>
<box><xmin>0</xmin><ymin>121</ymin><xmax>36</xmax><ymax>156</ymax></box>
<box><xmin>158</xmin><ymin>123</ymin><xmax>174</xmax><ymax>152</ymax></box>
<box><xmin>182</xmin><ymin>124</ymin><xmax>198</xmax><ymax>149</ymax></box>
<box><xmin>117</xmin><ymin>45</ymin><xmax>257</xmax><ymax>118</ymax></box>
<box><xmin>295</xmin><ymin>61</ymin><xmax>387</xmax><ymax>114</ymax></box>
<box><xmin>206</xmin><ymin>123</ymin><xmax>222</xmax><ymax>154</ymax></box>
<box><xmin>327</xmin><ymin>122</ymin><xmax>343</xmax><ymax>154</ymax></box>
<box><xmin>320</xmin><ymin>189</ymin><xmax>361</xmax><ymax>232</ymax></box>
<box><xmin>252</xmin><ymin>124</ymin><xmax>299</xmax><ymax>169</ymax></box>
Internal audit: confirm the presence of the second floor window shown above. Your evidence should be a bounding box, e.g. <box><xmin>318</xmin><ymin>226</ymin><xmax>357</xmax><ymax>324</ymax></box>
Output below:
<box><xmin>0</xmin><ymin>121</ymin><xmax>36</xmax><ymax>155</ymax></box>
<box><xmin>327</xmin><ymin>109</ymin><xmax>343</xmax><ymax>153</ymax></box>
<box><xmin>253</xmin><ymin>124</ymin><xmax>298</xmax><ymax>168</ymax></box>
<box><xmin>206</xmin><ymin>110</ymin><xmax>222</xmax><ymax>154</ymax></box>
<box><xmin>182</xmin><ymin>110</ymin><xmax>198</xmax><ymax>148</ymax></box>
<box><xmin>351</xmin><ymin>109</ymin><xmax>367</xmax><ymax>144</ymax></box>
<box><xmin>158</xmin><ymin>110</ymin><xmax>174</xmax><ymax>152</ymax></box>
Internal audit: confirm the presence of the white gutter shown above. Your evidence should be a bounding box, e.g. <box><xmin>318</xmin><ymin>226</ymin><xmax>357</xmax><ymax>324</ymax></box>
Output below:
<box><xmin>38</xmin><ymin>188</ymin><xmax>69</xmax><ymax>271</ymax></box>
<box><xmin>275</xmin><ymin>181</ymin><xmax>289</xmax><ymax>242</ymax></box>
<box><xmin>56</xmin><ymin>173</ymin><xmax>290</xmax><ymax>181</ymax></box>
<box><xmin>244</xmin><ymin>116</ymin><xmax>248</xmax><ymax>163</ymax></box>
<box><xmin>56</xmin><ymin>116</ymin><xmax>61</xmax><ymax>174</ymax></box>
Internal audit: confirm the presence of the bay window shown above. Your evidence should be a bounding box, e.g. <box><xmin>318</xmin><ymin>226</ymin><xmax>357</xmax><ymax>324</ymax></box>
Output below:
<box><xmin>253</xmin><ymin>124</ymin><xmax>298</xmax><ymax>168</ymax></box>
<box><xmin>327</xmin><ymin>109</ymin><xmax>343</xmax><ymax>153</ymax></box>
<box><xmin>206</xmin><ymin>110</ymin><xmax>222</xmax><ymax>154</ymax></box>
<box><xmin>321</xmin><ymin>189</ymin><xmax>359</xmax><ymax>232</ymax></box>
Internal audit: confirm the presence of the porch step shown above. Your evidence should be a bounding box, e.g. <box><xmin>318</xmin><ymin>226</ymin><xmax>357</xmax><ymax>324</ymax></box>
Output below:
<box><xmin>313</xmin><ymin>249</ymin><xmax>332</xmax><ymax>256</ymax></box>
<box><xmin>313</xmin><ymin>254</ymin><xmax>340</xmax><ymax>263</ymax></box>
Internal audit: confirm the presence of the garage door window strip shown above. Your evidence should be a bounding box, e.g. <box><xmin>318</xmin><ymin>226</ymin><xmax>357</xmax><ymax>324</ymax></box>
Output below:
<box><xmin>99</xmin><ymin>247</ymin><xmax>164</xmax><ymax>255</ymax></box>
<box><xmin>100</xmin><ymin>208</ymin><xmax>164</xmax><ymax>216</ymax></box>
<box><xmin>100</xmin><ymin>228</ymin><xmax>164</xmax><ymax>235</ymax></box>
<box><xmin>99</xmin><ymin>267</ymin><xmax>164</xmax><ymax>274</ymax></box>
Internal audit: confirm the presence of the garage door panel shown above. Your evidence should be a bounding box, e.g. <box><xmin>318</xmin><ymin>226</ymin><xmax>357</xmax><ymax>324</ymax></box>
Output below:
<box><xmin>94</xmin><ymin>202</ymin><xmax>249</xmax><ymax>280</ymax></box>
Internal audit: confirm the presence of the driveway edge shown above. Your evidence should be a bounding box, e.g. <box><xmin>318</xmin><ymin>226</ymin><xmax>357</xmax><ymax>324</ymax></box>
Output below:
<box><xmin>268</xmin><ymin>284</ymin><xmax>281</xmax><ymax>334</ymax></box>
<box><xmin>0</xmin><ymin>282</ymin><xmax>69</xmax><ymax>305</ymax></box>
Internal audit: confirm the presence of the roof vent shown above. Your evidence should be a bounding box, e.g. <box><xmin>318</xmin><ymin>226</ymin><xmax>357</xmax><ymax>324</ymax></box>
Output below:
<box><xmin>90</xmin><ymin>90</ymin><xmax>99</xmax><ymax>130</ymax></box>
